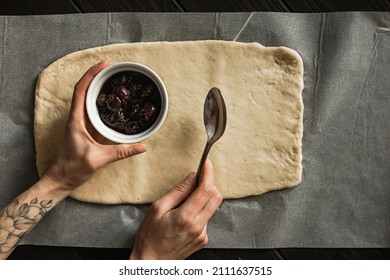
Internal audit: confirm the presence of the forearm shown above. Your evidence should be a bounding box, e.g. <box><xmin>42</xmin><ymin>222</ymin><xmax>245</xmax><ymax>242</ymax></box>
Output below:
<box><xmin>0</xmin><ymin>175</ymin><xmax>71</xmax><ymax>259</ymax></box>
<box><xmin>0</xmin><ymin>61</ymin><xmax>146</xmax><ymax>260</ymax></box>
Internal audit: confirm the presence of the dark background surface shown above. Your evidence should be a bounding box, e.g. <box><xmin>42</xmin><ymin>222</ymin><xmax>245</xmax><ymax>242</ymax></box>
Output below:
<box><xmin>1</xmin><ymin>0</ymin><xmax>389</xmax><ymax>260</ymax></box>
<box><xmin>1</xmin><ymin>0</ymin><xmax>390</xmax><ymax>13</ymax></box>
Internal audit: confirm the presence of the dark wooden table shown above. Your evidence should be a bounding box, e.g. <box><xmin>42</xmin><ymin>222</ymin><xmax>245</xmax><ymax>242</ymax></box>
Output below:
<box><xmin>1</xmin><ymin>0</ymin><xmax>389</xmax><ymax>260</ymax></box>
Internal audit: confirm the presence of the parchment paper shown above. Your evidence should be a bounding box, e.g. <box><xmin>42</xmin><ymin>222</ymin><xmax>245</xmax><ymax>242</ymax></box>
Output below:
<box><xmin>0</xmin><ymin>12</ymin><xmax>389</xmax><ymax>248</ymax></box>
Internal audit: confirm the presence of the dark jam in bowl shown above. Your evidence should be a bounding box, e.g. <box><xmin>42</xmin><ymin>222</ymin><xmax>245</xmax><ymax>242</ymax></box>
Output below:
<box><xmin>96</xmin><ymin>71</ymin><xmax>161</xmax><ymax>135</ymax></box>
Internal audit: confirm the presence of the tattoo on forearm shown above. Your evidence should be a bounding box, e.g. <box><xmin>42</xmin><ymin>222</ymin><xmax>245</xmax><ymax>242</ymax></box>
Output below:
<box><xmin>0</xmin><ymin>198</ymin><xmax>52</xmax><ymax>255</ymax></box>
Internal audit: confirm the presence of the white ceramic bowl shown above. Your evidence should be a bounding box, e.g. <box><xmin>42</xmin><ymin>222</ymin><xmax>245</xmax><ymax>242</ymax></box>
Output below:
<box><xmin>86</xmin><ymin>62</ymin><xmax>168</xmax><ymax>144</ymax></box>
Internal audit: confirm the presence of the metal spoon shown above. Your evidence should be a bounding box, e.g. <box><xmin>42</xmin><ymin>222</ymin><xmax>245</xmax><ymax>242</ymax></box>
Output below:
<box><xmin>196</xmin><ymin>87</ymin><xmax>227</xmax><ymax>186</ymax></box>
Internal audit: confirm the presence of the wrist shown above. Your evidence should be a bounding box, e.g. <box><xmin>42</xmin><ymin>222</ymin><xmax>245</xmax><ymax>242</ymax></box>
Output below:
<box><xmin>45</xmin><ymin>161</ymin><xmax>83</xmax><ymax>192</ymax></box>
<box><xmin>37</xmin><ymin>174</ymin><xmax>74</xmax><ymax>201</ymax></box>
<box><xmin>16</xmin><ymin>171</ymin><xmax>73</xmax><ymax>221</ymax></box>
<box><xmin>129</xmin><ymin>246</ymin><xmax>145</xmax><ymax>260</ymax></box>
<box><xmin>129</xmin><ymin>245</ymin><xmax>159</xmax><ymax>260</ymax></box>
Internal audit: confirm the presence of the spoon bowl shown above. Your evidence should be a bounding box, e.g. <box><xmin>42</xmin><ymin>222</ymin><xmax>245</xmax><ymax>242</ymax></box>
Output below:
<box><xmin>196</xmin><ymin>87</ymin><xmax>227</xmax><ymax>186</ymax></box>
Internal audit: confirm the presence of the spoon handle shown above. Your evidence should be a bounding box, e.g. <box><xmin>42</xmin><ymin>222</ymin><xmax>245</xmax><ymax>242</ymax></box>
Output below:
<box><xmin>196</xmin><ymin>142</ymin><xmax>212</xmax><ymax>187</ymax></box>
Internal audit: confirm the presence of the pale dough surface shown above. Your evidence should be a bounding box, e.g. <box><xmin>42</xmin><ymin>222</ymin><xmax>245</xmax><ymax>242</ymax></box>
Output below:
<box><xmin>34</xmin><ymin>40</ymin><xmax>304</xmax><ymax>204</ymax></box>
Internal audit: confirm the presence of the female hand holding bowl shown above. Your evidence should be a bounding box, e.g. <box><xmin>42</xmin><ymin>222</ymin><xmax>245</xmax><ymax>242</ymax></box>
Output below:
<box><xmin>0</xmin><ymin>61</ymin><xmax>222</xmax><ymax>260</ymax></box>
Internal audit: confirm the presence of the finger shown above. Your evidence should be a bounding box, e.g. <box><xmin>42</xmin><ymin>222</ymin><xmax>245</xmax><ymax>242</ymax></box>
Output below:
<box><xmin>199</xmin><ymin>159</ymin><xmax>214</xmax><ymax>187</ymax></box>
<box><xmin>70</xmin><ymin>60</ymin><xmax>110</xmax><ymax>120</ymax></box>
<box><xmin>155</xmin><ymin>172</ymin><xmax>196</xmax><ymax>212</ymax></box>
<box><xmin>91</xmin><ymin>142</ymin><xmax>147</xmax><ymax>169</ymax></box>
<box><xmin>195</xmin><ymin>160</ymin><xmax>223</xmax><ymax>223</ymax></box>
<box><xmin>180</xmin><ymin>160</ymin><xmax>215</xmax><ymax>215</ymax></box>
<box><xmin>197</xmin><ymin>188</ymin><xmax>223</xmax><ymax>225</ymax></box>
<box><xmin>104</xmin><ymin>143</ymin><xmax>147</xmax><ymax>164</ymax></box>
<box><xmin>75</xmin><ymin>60</ymin><xmax>110</xmax><ymax>95</ymax></box>
<box><xmin>178</xmin><ymin>225</ymin><xmax>209</xmax><ymax>259</ymax></box>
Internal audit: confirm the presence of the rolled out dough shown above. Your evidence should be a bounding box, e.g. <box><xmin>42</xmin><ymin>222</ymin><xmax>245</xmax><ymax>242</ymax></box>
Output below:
<box><xmin>34</xmin><ymin>40</ymin><xmax>304</xmax><ymax>204</ymax></box>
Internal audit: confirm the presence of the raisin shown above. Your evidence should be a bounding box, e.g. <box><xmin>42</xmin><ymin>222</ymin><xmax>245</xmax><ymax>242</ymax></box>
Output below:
<box><xmin>129</xmin><ymin>82</ymin><xmax>142</xmax><ymax>94</ymax></box>
<box><xmin>140</xmin><ymin>102</ymin><xmax>156</xmax><ymax>123</ymax></box>
<box><xmin>96</xmin><ymin>92</ymin><xmax>106</xmax><ymax>107</ymax></box>
<box><xmin>140</xmin><ymin>83</ymin><xmax>155</xmax><ymax>98</ymax></box>
<box><xmin>124</xmin><ymin>121</ymin><xmax>140</xmax><ymax>134</ymax></box>
<box><xmin>111</xmin><ymin>72</ymin><xmax>130</xmax><ymax>86</ymax></box>
<box><xmin>100</xmin><ymin>111</ymin><xmax>114</xmax><ymax>125</ymax></box>
<box><xmin>100</xmin><ymin>109</ymin><xmax>127</xmax><ymax>130</ymax></box>
<box><xmin>115</xmin><ymin>84</ymin><xmax>132</xmax><ymax>104</ymax></box>
<box><xmin>127</xmin><ymin>103</ymin><xmax>141</xmax><ymax>119</ymax></box>
<box><xmin>113</xmin><ymin>108</ymin><xmax>126</xmax><ymax>124</ymax></box>
<box><xmin>106</xmin><ymin>94</ymin><xmax>122</xmax><ymax>112</ymax></box>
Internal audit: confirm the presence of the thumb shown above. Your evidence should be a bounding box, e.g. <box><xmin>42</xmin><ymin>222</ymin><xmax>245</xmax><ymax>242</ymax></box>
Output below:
<box><xmin>101</xmin><ymin>143</ymin><xmax>147</xmax><ymax>165</ymax></box>
<box><xmin>156</xmin><ymin>172</ymin><xmax>197</xmax><ymax>212</ymax></box>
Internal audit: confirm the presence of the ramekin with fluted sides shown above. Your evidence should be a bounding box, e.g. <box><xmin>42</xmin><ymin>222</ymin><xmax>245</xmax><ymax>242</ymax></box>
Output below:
<box><xmin>86</xmin><ymin>62</ymin><xmax>168</xmax><ymax>144</ymax></box>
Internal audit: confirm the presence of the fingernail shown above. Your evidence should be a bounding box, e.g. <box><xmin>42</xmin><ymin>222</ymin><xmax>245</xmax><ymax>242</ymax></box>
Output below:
<box><xmin>206</xmin><ymin>159</ymin><xmax>213</xmax><ymax>168</ymax></box>
<box><xmin>185</xmin><ymin>172</ymin><xmax>196</xmax><ymax>183</ymax></box>
<box><xmin>97</xmin><ymin>60</ymin><xmax>109</xmax><ymax>66</ymax></box>
<box><xmin>133</xmin><ymin>143</ymin><xmax>147</xmax><ymax>154</ymax></box>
